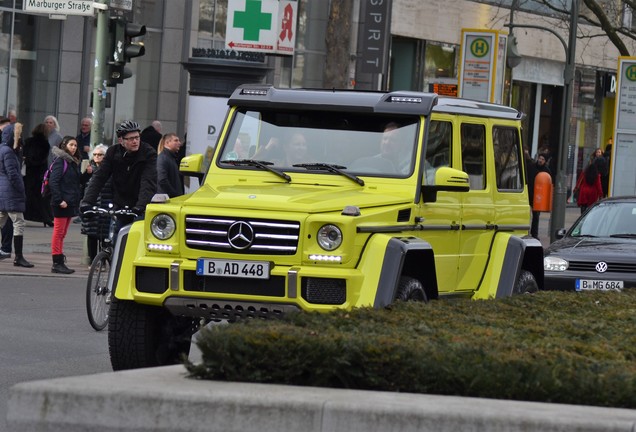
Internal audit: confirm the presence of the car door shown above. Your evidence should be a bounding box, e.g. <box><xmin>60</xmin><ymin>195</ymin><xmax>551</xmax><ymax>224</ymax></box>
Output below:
<box><xmin>456</xmin><ymin>120</ymin><xmax>496</xmax><ymax>292</ymax></box>
<box><xmin>418</xmin><ymin>116</ymin><xmax>461</xmax><ymax>294</ymax></box>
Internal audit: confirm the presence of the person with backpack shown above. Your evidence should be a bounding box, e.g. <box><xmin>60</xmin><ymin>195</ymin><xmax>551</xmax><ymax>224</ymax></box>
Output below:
<box><xmin>49</xmin><ymin>136</ymin><xmax>81</xmax><ymax>274</ymax></box>
<box><xmin>0</xmin><ymin>116</ymin><xmax>34</xmax><ymax>268</ymax></box>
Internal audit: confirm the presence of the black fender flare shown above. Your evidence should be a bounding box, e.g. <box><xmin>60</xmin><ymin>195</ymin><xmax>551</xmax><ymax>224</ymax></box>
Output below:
<box><xmin>373</xmin><ymin>237</ymin><xmax>439</xmax><ymax>308</ymax></box>
<box><xmin>495</xmin><ymin>235</ymin><xmax>544</xmax><ymax>298</ymax></box>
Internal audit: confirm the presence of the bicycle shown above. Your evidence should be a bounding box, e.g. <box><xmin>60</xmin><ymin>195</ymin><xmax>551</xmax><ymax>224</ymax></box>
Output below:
<box><xmin>84</xmin><ymin>204</ymin><xmax>137</xmax><ymax>331</ymax></box>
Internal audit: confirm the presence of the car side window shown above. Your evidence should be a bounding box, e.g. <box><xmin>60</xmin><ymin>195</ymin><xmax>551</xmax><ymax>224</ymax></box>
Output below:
<box><xmin>493</xmin><ymin>126</ymin><xmax>523</xmax><ymax>191</ymax></box>
<box><xmin>424</xmin><ymin>120</ymin><xmax>452</xmax><ymax>184</ymax></box>
<box><xmin>460</xmin><ymin>123</ymin><xmax>486</xmax><ymax>190</ymax></box>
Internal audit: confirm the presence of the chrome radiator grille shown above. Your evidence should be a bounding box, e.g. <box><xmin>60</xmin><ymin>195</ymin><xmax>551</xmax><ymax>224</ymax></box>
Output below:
<box><xmin>185</xmin><ymin>216</ymin><xmax>300</xmax><ymax>255</ymax></box>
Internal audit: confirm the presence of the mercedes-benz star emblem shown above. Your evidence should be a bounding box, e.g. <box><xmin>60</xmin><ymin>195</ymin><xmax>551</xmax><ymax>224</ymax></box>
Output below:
<box><xmin>227</xmin><ymin>221</ymin><xmax>255</xmax><ymax>250</ymax></box>
<box><xmin>595</xmin><ymin>262</ymin><xmax>608</xmax><ymax>273</ymax></box>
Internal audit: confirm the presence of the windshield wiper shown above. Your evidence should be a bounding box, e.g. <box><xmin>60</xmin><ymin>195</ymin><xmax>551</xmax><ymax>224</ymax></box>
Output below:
<box><xmin>573</xmin><ymin>234</ymin><xmax>597</xmax><ymax>238</ymax></box>
<box><xmin>293</xmin><ymin>163</ymin><xmax>365</xmax><ymax>186</ymax></box>
<box><xmin>221</xmin><ymin>159</ymin><xmax>291</xmax><ymax>182</ymax></box>
<box><xmin>610</xmin><ymin>233</ymin><xmax>636</xmax><ymax>238</ymax></box>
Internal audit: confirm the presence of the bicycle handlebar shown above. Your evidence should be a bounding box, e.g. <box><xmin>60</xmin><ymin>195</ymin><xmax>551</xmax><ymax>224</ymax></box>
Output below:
<box><xmin>82</xmin><ymin>206</ymin><xmax>139</xmax><ymax>218</ymax></box>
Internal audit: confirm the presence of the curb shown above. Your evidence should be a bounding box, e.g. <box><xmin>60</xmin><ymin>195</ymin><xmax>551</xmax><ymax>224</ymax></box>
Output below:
<box><xmin>7</xmin><ymin>365</ymin><xmax>636</xmax><ymax>432</ymax></box>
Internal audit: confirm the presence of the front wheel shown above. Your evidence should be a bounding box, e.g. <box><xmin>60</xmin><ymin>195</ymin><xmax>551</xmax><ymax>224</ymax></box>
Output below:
<box><xmin>108</xmin><ymin>298</ymin><xmax>195</xmax><ymax>371</ymax></box>
<box><xmin>86</xmin><ymin>251</ymin><xmax>111</xmax><ymax>331</ymax></box>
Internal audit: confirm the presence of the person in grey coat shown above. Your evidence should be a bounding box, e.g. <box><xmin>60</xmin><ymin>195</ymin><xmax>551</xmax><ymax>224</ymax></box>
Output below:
<box><xmin>156</xmin><ymin>132</ymin><xmax>184</xmax><ymax>198</ymax></box>
<box><xmin>0</xmin><ymin>116</ymin><xmax>33</xmax><ymax>267</ymax></box>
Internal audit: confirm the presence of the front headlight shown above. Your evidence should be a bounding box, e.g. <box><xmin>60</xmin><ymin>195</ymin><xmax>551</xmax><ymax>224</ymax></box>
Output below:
<box><xmin>150</xmin><ymin>214</ymin><xmax>176</xmax><ymax>240</ymax></box>
<box><xmin>317</xmin><ymin>224</ymin><xmax>342</xmax><ymax>251</ymax></box>
<box><xmin>544</xmin><ymin>256</ymin><xmax>568</xmax><ymax>271</ymax></box>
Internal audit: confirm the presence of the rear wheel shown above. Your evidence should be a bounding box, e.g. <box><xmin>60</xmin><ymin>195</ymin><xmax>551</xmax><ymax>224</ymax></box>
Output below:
<box><xmin>514</xmin><ymin>270</ymin><xmax>539</xmax><ymax>295</ymax></box>
<box><xmin>108</xmin><ymin>298</ymin><xmax>195</xmax><ymax>371</ymax></box>
<box><xmin>86</xmin><ymin>251</ymin><xmax>111</xmax><ymax>331</ymax></box>
<box><xmin>395</xmin><ymin>276</ymin><xmax>428</xmax><ymax>302</ymax></box>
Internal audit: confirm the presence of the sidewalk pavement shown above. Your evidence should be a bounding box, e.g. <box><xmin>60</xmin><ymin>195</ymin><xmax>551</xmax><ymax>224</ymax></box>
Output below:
<box><xmin>536</xmin><ymin>204</ymin><xmax>582</xmax><ymax>248</ymax></box>
<box><xmin>0</xmin><ymin>206</ymin><xmax>582</xmax><ymax>279</ymax></box>
<box><xmin>0</xmin><ymin>220</ymin><xmax>90</xmax><ymax>278</ymax></box>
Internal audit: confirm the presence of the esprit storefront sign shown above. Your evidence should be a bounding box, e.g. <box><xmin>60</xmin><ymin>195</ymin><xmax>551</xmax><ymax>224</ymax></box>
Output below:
<box><xmin>24</xmin><ymin>0</ymin><xmax>94</xmax><ymax>15</ymax></box>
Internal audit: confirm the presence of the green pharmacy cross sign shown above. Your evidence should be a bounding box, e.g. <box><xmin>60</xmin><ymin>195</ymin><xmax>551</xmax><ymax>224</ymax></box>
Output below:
<box><xmin>234</xmin><ymin>0</ymin><xmax>272</xmax><ymax>41</ymax></box>
<box><xmin>226</xmin><ymin>0</ymin><xmax>297</xmax><ymax>55</ymax></box>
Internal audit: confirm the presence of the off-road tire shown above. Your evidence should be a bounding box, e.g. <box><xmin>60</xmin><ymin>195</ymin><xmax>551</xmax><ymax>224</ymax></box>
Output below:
<box><xmin>395</xmin><ymin>276</ymin><xmax>428</xmax><ymax>302</ymax></box>
<box><xmin>108</xmin><ymin>297</ymin><xmax>194</xmax><ymax>371</ymax></box>
<box><xmin>514</xmin><ymin>270</ymin><xmax>539</xmax><ymax>295</ymax></box>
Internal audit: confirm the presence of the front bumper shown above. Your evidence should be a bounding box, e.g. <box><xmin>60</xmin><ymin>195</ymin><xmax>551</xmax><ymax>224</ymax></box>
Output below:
<box><xmin>544</xmin><ymin>270</ymin><xmax>636</xmax><ymax>291</ymax></box>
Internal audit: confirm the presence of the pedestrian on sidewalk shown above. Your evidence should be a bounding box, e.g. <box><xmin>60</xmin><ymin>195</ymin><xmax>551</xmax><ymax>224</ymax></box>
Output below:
<box><xmin>23</xmin><ymin>123</ymin><xmax>54</xmax><ymax>226</ymax></box>
<box><xmin>49</xmin><ymin>136</ymin><xmax>81</xmax><ymax>274</ymax></box>
<box><xmin>157</xmin><ymin>132</ymin><xmax>184</xmax><ymax>198</ymax></box>
<box><xmin>0</xmin><ymin>116</ymin><xmax>34</xmax><ymax>268</ymax></box>
<box><xmin>574</xmin><ymin>162</ymin><xmax>603</xmax><ymax>214</ymax></box>
<box><xmin>80</xmin><ymin>144</ymin><xmax>112</xmax><ymax>263</ymax></box>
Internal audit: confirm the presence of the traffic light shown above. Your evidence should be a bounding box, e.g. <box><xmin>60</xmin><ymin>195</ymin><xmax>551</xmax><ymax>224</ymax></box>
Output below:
<box><xmin>110</xmin><ymin>17</ymin><xmax>146</xmax><ymax>65</ymax></box>
<box><xmin>106</xmin><ymin>18</ymin><xmax>146</xmax><ymax>86</ymax></box>
<box><xmin>106</xmin><ymin>63</ymin><xmax>133</xmax><ymax>87</ymax></box>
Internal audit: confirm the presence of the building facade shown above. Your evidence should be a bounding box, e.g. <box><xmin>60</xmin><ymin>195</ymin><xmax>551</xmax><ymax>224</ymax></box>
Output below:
<box><xmin>0</xmin><ymin>0</ymin><xmax>630</xmax><ymax>198</ymax></box>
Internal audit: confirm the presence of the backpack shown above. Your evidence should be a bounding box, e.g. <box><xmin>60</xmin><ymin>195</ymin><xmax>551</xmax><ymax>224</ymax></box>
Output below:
<box><xmin>41</xmin><ymin>157</ymin><xmax>69</xmax><ymax>198</ymax></box>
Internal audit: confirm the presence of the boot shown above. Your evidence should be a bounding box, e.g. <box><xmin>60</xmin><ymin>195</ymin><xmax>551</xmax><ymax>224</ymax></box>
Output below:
<box><xmin>52</xmin><ymin>254</ymin><xmax>75</xmax><ymax>274</ymax></box>
<box><xmin>13</xmin><ymin>236</ymin><xmax>34</xmax><ymax>268</ymax></box>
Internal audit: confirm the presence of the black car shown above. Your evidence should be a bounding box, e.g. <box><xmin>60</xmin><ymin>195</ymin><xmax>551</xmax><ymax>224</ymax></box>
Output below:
<box><xmin>544</xmin><ymin>197</ymin><xmax>636</xmax><ymax>291</ymax></box>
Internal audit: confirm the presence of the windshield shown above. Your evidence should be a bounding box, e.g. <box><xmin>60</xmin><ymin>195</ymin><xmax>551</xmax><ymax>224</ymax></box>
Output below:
<box><xmin>218</xmin><ymin>108</ymin><xmax>420</xmax><ymax>178</ymax></box>
<box><xmin>570</xmin><ymin>201</ymin><xmax>636</xmax><ymax>238</ymax></box>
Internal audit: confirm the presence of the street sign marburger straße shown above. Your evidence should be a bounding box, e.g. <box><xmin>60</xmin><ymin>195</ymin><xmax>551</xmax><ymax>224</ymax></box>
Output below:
<box><xmin>24</xmin><ymin>0</ymin><xmax>94</xmax><ymax>16</ymax></box>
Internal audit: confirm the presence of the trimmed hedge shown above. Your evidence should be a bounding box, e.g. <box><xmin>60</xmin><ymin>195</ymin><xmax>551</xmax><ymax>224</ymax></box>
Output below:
<box><xmin>185</xmin><ymin>291</ymin><xmax>636</xmax><ymax>408</ymax></box>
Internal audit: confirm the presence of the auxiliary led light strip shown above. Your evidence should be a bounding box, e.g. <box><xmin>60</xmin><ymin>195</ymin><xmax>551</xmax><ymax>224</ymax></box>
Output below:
<box><xmin>309</xmin><ymin>254</ymin><xmax>342</xmax><ymax>262</ymax></box>
<box><xmin>148</xmin><ymin>244</ymin><xmax>173</xmax><ymax>251</ymax></box>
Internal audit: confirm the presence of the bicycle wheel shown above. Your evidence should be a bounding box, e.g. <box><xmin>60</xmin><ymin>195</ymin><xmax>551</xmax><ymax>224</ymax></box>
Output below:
<box><xmin>86</xmin><ymin>251</ymin><xmax>112</xmax><ymax>331</ymax></box>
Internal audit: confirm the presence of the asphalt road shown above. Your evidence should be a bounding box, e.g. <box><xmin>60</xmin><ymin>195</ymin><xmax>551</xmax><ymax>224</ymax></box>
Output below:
<box><xmin>0</xmin><ymin>275</ymin><xmax>111</xmax><ymax>431</ymax></box>
<box><xmin>0</xmin><ymin>273</ymin><xmax>207</xmax><ymax>432</ymax></box>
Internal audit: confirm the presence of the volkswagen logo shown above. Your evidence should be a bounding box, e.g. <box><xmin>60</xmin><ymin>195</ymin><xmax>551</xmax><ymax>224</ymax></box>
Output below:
<box><xmin>227</xmin><ymin>221</ymin><xmax>255</xmax><ymax>250</ymax></box>
<box><xmin>595</xmin><ymin>262</ymin><xmax>608</xmax><ymax>273</ymax></box>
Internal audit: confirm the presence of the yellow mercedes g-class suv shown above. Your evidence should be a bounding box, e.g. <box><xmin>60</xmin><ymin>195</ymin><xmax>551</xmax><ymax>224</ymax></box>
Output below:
<box><xmin>107</xmin><ymin>85</ymin><xmax>543</xmax><ymax>370</ymax></box>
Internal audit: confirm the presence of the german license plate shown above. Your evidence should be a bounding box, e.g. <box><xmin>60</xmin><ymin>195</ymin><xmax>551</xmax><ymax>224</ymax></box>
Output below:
<box><xmin>575</xmin><ymin>279</ymin><xmax>623</xmax><ymax>291</ymax></box>
<box><xmin>196</xmin><ymin>259</ymin><xmax>270</xmax><ymax>279</ymax></box>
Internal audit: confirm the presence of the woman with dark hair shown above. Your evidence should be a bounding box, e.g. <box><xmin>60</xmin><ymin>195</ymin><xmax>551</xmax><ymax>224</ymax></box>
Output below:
<box><xmin>49</xmin><ymin>136</ymin><xmax>81</xmax><ymax>274</ymax></box>
<box><xmin>22</xmin><ymin>123</ymin><xmax>53</xmax><ymax>225</ymax></box>
<box><xmin>575</xmin><ymin>162</ymin><xmax>603</xmax><ymax>214</ymax></box>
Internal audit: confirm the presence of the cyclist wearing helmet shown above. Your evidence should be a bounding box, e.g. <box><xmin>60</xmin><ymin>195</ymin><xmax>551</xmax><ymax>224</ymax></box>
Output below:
<box><xmin>81</xmin><ymin>120</ymin><xmax>157</xmax><ymax>217</ymax></box>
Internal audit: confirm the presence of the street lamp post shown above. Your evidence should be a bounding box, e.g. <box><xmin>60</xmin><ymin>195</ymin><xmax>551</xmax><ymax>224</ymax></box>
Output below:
<box><xmin>505</xmin><ymin>0</ymin><xmax>579</xmax><ymax>243</ymax></box>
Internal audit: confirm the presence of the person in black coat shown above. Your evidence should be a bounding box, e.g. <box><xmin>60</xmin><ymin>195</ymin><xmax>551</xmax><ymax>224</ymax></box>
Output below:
<box><xmin>81</xmin><ymin>120</ymin><xmax>157</xmax><ymax>225</ymax></box>
<box><xmin>0</xmin><ymin>116</ymin><xmax>34</xmax><ymax>267</ymax></box>
<box><xmin>22</xmin><ymin>123</ymin><xmax>54</xmax><ymax>225</ymax></box>
<box><xmin>49</xmin><ymin>136</ymin><xmax>82</xmax><ymax>274</ymax></box>
<box><xmin>157</xmin><ymin>132</ymin><xmax>184</xmax><ymax>198</ymax></box>
<box><xmin>140</xmin><ymin>121</ymin><xmax>162</xmax><ymax>151</ymax></box>
<box><xmin>80</xmin><ymin>144</ymin><xmax>113</xmax><ymax>263</ymax></box>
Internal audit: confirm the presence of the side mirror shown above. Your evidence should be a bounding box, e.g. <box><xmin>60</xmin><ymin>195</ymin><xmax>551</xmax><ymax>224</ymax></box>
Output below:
<box><xmin>555</xmin><ymin>228</ymin><xmax>567</xmax><ymax>240</ymax></box>
<box><xmin>422</xmin><ymin>167</ymin><xmax>470</xmax><ymax>202</ymax></box>
<box><xmin>179</xmin><ymin>154</ymin><xmax>204</xmax><ymax>183</ymax></box>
